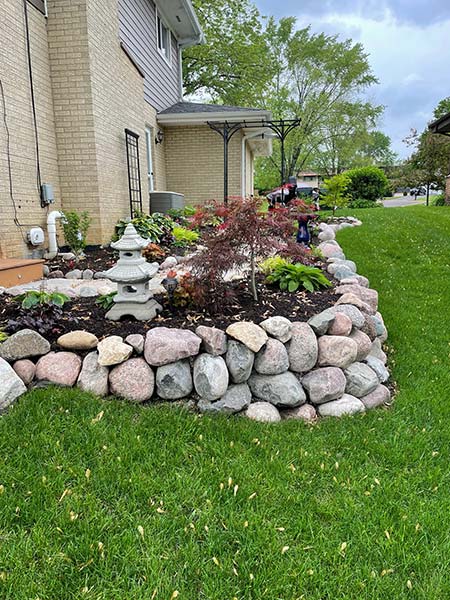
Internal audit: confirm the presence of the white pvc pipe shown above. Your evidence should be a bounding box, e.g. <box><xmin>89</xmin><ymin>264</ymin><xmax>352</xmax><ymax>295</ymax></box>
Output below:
<box><xmin>45</xmin><ymin>210</ymin><xmax>64</xmax><ymax>259</ymax></box>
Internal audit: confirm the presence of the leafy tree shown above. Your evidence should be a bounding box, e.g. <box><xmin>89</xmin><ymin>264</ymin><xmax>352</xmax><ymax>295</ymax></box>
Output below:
<box><xmin>182</xmin><ymin>0</ymin><xmax>272</xmax><ymax>106</ymax></box>
<box><xmin>433</xmin><ymin>97</ymin><xmax>450</xmax><ymax>119</ymax></box>
<box><xmin>255</xmin><ymin>19</ymin><xmax>381</xmax><ymax>186</ymax></box>
<box><xmin>323</xmin><ymin>173</ymin><xmax>351</xmax><ymax>215</ymax></box>
<box><xmin>345</xmin><ymin>166</ymin><xmax>388</xmax><ymax>202</ymax></box>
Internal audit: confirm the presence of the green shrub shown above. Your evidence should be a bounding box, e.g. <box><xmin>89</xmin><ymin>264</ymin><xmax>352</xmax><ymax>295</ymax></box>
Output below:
<box><xmin>114</xmin><ymin>212</ymin><xmax>174</xmax><ymax>244</ymax></box>
<box><xmin>62</xmin><ymin>211</ymin><xmax>91</xmax><ymax>257</ymax></box>
<box><xmin>0</xmin><ymin>330</ymin><xmax>8</xmax><ymax>343</ymax></box>
<box><xmin>266</xmin><ymin>262</ymin><xmax>332</xmax><ymax>293</ymax></box>
<box><xmin>432</xmin><ymin>194</ymin><xmax>447</xmax><ymax>206</ymax></box>
<box><xmin>258</xmin><ymin>256</ymin><xmax>291</xmax><ymax>275</ymax></box>
<box><xmin>16</xmin><ymin>290</ymin><xmax>70</xmax><ymax>310</ymax></box>
<box><xmin>348</xmin><ymin>199</ymin><xmax>383</xmax><ymax>209</ymax></box>
<box><xmin>172</xmin><ymin>226</ymin><xmax>199</xmax><ymax>247</ymax></box>
<box><xmin>323</xmin><ymin>173</ymin><xmax>351</xmax><ymax>215</ymax></box>
<box><xmin>345</xmin><ymin>166</ymin><xmax>389</xmax><ymax>202</ymax></box>
<box><xmin>96</xmin><ymin>291</ymin><xmax>117</xmax><ymax>311</ymax></box>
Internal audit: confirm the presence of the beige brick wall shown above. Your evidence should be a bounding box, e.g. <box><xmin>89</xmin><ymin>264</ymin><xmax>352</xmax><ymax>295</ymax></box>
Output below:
<box><xmin>164</xmin><ymin>125</ymin><xmax>244</xmax><ymax>205</ymax></box>
<box><xmin>46</xmin><ymin>0</ymin><xmax>102</xmax><ymax>244</ymax></box>
<box><xmin>47</xmin><ymin>0</ymin><xmax>168</xmax><ymax>245</ymax></box>
<box><xmin>0</xmin><ymin>0</ymin><xmax>61</xmax><ymax>259</ymax></box>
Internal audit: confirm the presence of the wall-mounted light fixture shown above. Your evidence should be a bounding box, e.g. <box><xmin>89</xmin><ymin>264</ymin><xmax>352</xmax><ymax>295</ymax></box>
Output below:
<box><xmin>155</xmin><ymin>129</ymin><xmax>164</xmax><ymax>145</ymax></box>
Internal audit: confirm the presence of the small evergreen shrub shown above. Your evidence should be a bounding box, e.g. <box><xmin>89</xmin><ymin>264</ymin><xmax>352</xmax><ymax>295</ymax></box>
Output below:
<box><xmin>345</xmin><ymin>166</ymin><xmax>389</xmax><ymax>202</ymax></box>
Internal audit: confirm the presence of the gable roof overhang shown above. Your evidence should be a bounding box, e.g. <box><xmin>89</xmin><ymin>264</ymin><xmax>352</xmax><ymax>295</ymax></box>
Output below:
<box><xmin>157</xmin><ymin>102</ymin><xmax>273</xmax><ymax>155</ymax></box>
<box><xmin>429</xmin><ymin>111</ymin><xmax>450</xmax><ymax>136</ymax></box>
<box><xmin>156</xmin><ymin>0</ymin><xmax>204</xmax><ymax>48</ymax></box>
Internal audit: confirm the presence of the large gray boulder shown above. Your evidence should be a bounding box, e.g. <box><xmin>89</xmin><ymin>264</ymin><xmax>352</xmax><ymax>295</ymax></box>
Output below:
<box><xmin>318</xmin><ymin>394</ymin><xmax>365</xmax><ymax>417</ymax></box>
<box><xmin>301</xmin><ymin>367</ymin><xmax>346</xmax><ymax>404</ymax></box>
<box><xmin>361</xmin><ymin>384</ymin><xmax>391</xmax><ymax>409</ymax></box>
<box><xmin>245</xmin><ymin>401</ymin><xmax>281</xmax><ymax>423</ymax></box>
<box><xmin>156</xmin><ymin>360</ymin><xmax>193</xmax><ymax>399</ymax></box>
<box><xmin>144</xmin><ymin>327</ymin><xmax>201</xmax><ymax>366</ymax></box>
<box><xmin>372</xmin><ymin>314</ymin><xmax>388</xmax><ymax>341</ymax></box>
<box><xmin>364</xmin><ymin>355</ymin><xmax>389</xmax><ymax>383</ymax></box>
<box><xmin>288</xmin><ymin>322</ymin><xmax>318</xmax><ymax>372</ymax></box>
<box><xmin>334</xmin><ymin>304</ymin><xmax>365</xmax><ymax>328</ymax></box>
<box><xmin>198</xmin><ymin>383</ymin><xmax>251</xmax><ymax>414</ymax></box>
<box><xmin>360</xmin><ymin>314</ymin><xmax>377</xmax><ymax>341</ymax></box>
<box><xmin>225</xmin><ymin>341</ymin><xmax>254</xmax><ymax>383</ymax></box>
<box><xmin>327</xmin><ymin>260</ymin><xmax>356</xmax><ymax>275</ymax></box>
<box><xmin>308</xmin><ymin>309</ymin><xmax>336</xmax><ymax>335</ymax></box>
<box><xmin>195</xmin><ymin>326</ymin><xmax>228</xmax><ymax>356</ymax></box>
<box><xmin>259</xmin><ymin>316</ymin><xmax>292</xmax><ymax>343</ymax></box>
<box><xmin>248</xmin><ymin>372</ymin><xmax>306</xmax><ymax>407</ymax></box>
<box><xmin>336</xmin><ymin>293</ymin><xmax>373</xmax><ymax>314</ymax></box>
<box><xmin>109</xmin><ymin>358</ymin><xmax>155</xmax><ymax>403</ymax></box>
<box><xmin>334</xmin><ymin>266</ymin><xmax>357</xmax><ymax>281</ymax></box>
<box><xmin>369</xmin><ymin>338</ymin><xmax>387</xmax><ymax>364</ymax></box>
<box><xmin>317</xmin><ymin>335</ymin><xmax>358</xmax><ymax>369</ymax></box>
<box><xmin>254</xmin><ymin>338</ymin><xmax>289</xmax><ymax>375</ymax></box>
<box><xmin>0</xmin><ymin>357</ymin><xmax>26</xmax><ymax>411</ymax></box>
<box><xmin>0</xmin><ymin>329</ymin><xmax>50</xmax><ymax>361</ymax></box>
<box><xmin>77</xmin><ymin>352</ymin><xmax>109</xmax><ymax>397</ymax></box>
<box><xmin>35</xmin><ymin>352</ymin><xmax>82</xmax><ymax>386</ymax></box>
<box><xmin>344</xmin><ymin>362</ymin><xmax>379</xmax><ymax>398</ymax></box>
<box><xmin>193</xmin><ymin>354</ymin><xmax>229</xmax><ymax>401</ymax></box>
<box><xmin>226</xmin><ymin>322</ymin><xmax>268</xmax><ymax>352</ymax></box>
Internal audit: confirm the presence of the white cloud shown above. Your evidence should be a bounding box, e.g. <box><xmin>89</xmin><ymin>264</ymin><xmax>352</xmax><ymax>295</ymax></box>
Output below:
<box><xmin>289</xmin><ymin>9</ymin><xmax>450</xmax><ymax>157</ymax></box>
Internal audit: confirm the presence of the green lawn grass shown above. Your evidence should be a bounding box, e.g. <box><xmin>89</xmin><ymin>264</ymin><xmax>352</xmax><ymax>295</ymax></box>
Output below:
<box><xmin>1</xmin><ymin>206</ymin><xmax>450</xmax><ymax>599</ymax></box>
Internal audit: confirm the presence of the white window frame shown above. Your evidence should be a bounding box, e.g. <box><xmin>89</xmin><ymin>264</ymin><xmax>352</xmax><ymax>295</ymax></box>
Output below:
<box><xmin>145</xmin><ymin>127</ymin><xmax>155</xmax><ymax>192</ymax></box>
<box><xmin>156</xmin><ymin>9</ymin><xmax>172</xmax><ymax>65</ymax></box>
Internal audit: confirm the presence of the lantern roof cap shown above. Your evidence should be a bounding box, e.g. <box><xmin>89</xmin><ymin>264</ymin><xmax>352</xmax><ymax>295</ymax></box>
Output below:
<box><xmin>111</xmin><ymin>223</ymin><xmax>149</xmax><ymax>251</ymax></box>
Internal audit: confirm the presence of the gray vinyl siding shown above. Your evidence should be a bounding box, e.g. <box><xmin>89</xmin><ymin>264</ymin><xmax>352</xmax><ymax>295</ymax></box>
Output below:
<box><xmin>118</xmin><ymin>0</ymin><xmax>181</xmax><ymax>112</ymax></box>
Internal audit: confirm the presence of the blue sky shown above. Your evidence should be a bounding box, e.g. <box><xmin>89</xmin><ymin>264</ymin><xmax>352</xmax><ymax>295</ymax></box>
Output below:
<box><xmin>255</xmin><ymin>0</ymin><xmax>450</xmax><ymax>158</ymax></box>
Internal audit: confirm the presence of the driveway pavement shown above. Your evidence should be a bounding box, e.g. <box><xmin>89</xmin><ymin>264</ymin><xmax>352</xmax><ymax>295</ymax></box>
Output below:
<box><xmin>382</xmin><ymin>195</ymin><xmax>425</xmax><ymax>208</ymax></box>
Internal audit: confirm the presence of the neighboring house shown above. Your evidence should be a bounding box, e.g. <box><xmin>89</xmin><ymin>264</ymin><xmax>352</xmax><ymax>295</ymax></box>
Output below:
<box><xmin>0</xmin><ymin>0</ymin><xmax>271</xmax><ymax>259</ymax></box>
<box><xmin>428</xmin><ymin>111</ymin><xmax>450</xmax><ymax>204</ymax></box>
<box><xmin>296</xmin><ymin>171</ymin><xmax>321</xmax><ymax>189</ymax></box>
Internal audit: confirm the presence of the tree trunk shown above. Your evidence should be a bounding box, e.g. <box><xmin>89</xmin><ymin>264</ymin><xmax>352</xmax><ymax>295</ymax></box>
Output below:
<box><xmin>250</xmin><ymin>250</ymin><xmax>258</xmax><ymax>302</ymax></box>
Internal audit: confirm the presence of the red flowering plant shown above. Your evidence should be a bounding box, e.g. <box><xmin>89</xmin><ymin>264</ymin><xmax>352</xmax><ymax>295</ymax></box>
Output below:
<box><xmin>188</xmin><ymin>196</ymin><xmax>312</xmax><ymax>307</ymax></box>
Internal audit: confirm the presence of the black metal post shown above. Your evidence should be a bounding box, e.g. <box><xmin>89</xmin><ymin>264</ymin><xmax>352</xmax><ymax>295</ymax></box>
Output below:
<box><xmin>280</xmin><ymin>119</ymin><xmax>285</xmax><ymax>186</ymax></box>
<box><xmin>223</xmin><ymin>125</ymin><xmax>229</xmax><ymax>204</ymax></box>
<box><xmin>426</xmin><ymin>182</ymin><xmax>430</xmax><ymax>206</ymax></box>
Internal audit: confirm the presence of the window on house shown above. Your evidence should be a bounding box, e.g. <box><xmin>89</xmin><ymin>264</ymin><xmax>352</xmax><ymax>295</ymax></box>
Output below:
<box><xmin>157</xmin><ymin>13</ymin><xmax>171</xmax><ymax>62</ymax></box>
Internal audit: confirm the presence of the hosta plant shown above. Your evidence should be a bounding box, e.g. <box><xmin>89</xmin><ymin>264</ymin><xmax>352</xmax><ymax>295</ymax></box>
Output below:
<box><xmin>172</xmin><ymin>227</ymin><xmax>199</xmax><ymax>247</ymax></box>
<box><xmin>266</xmin><ymin>263</ymin><xmax>332</xmax><ymax>293</ymax></box>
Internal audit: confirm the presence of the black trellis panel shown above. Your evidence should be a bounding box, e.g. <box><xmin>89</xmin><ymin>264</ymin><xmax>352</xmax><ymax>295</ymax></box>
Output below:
<box><xmin>125</xmin><ymin>129</ymin><xmax>143</xmax><ymax>217</ymax></box>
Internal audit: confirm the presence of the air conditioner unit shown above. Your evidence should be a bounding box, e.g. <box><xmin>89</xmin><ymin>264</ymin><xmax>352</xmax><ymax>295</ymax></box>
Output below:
<box><xmin>149</xmin><ymin>191</ymin><xmax>184</xmax><ymax>214</ymax></box>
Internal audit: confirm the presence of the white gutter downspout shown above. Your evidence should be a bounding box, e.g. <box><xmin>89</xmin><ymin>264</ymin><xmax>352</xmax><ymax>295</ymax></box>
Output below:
<box><xmin>45</xmin><ymin>210</ymin><xmax>64</xmax><ymax>259</ymax></box>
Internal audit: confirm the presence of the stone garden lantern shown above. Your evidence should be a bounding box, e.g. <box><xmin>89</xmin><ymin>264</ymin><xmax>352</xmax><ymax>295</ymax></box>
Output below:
<box><xmin>104</xmin><ymin>223</ymin><xmax>162</xmax><ymax>321</ymax></box>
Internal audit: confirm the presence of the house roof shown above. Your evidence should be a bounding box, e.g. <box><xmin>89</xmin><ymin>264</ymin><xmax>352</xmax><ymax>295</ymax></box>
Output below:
<box><xmin>156</xmin><ymin>0</ymin><xmax>204</xmax><ymax>48</ymax></box>
<box><xmin>158</xmin><ymin>101</ymin><xmax>268</xmax><ymax>116</ymax></box>
<box><xmin>428</xmin><ymin>111</ymin><xmax>450</xmax><ymax>135</ymax></box>
<box><xmin>157</xmin><ymin>102</ymin><xmax>271</xmax><ymax>126</ymax></box>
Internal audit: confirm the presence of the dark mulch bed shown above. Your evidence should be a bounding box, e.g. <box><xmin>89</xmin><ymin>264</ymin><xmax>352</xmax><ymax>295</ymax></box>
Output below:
<box><xmin>0</xmin><ymin>275</ymin><xmax>339</xmax><ymax>348</ymax></box>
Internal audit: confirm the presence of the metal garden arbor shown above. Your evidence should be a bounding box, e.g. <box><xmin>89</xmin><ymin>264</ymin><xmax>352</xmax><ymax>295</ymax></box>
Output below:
<box><xmin>208</xmin><ymin>118</ymin><xmax>301</xmax><ymax>203</ymax></box>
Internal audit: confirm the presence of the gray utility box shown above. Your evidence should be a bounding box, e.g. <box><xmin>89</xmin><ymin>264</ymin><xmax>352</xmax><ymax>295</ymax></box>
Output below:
<box><xmin>149</xmin><ymin>191</ymin><xmax>184</xmax><ymax>214</ymax></box>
